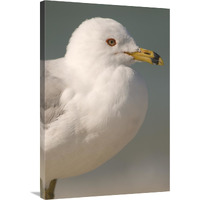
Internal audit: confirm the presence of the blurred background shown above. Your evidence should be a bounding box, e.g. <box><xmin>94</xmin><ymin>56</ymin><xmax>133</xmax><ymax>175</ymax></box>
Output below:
<box><xmin>42</xmin><ymin>1</ymin><xmax>169</xmax><ymax>198</ymax></box>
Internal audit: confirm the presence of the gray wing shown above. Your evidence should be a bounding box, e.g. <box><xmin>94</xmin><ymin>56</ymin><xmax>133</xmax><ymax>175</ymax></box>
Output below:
<box><xmin>40</xmin><ymin>58</ymin><xmax>66</xmax><ymax>126</ymax></box>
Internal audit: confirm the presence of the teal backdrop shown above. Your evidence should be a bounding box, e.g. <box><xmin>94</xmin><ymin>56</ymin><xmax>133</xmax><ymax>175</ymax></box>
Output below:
<box><xmin>43</xmin><ymin>1</ymin><xmax>169</xmax><ymax>198</ymax></box>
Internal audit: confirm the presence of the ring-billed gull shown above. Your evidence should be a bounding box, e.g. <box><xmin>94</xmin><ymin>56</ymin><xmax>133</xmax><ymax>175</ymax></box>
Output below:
<box><xmin>40</xmin><ymin>17</ymin><xmax>163</xmax><ymax>199</ymax></box>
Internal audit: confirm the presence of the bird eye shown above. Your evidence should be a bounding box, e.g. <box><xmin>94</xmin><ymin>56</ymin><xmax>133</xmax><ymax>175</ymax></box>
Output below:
<box><xmin>106</xmin><ymin>38</ymin><xmax>116</xmax><ymax>47</ymax></box>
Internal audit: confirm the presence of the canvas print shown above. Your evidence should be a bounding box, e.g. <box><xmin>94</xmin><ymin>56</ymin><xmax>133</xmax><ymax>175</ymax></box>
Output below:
<box><xmin>40</xmin><ymin>1</ymin><xmax>169</xmax><ymax>199</ymax></box>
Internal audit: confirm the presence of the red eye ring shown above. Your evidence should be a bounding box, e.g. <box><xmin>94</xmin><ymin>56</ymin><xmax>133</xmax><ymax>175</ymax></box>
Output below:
<box><xmin>106</xmin><ymin>38</ymin><xmax>116</xmax><ymax>46</ymax></box>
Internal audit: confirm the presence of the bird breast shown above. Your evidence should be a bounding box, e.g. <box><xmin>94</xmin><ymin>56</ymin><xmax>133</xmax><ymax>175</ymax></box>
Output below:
<box><xmin>81</xmin><ymin>65</ymin><xmax>148</xmax><ymax>138</ymax></box>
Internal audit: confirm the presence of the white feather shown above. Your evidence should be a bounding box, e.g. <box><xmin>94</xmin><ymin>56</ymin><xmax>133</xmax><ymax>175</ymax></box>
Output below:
<box><xmin>41</xmin><ymin>17</ymin><xmax>148</xmax><ymax>187</ymax></box>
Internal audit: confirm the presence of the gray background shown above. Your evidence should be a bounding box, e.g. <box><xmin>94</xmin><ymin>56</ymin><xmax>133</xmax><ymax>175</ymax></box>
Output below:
<box><xmin>43</xmin><ymin>1</ymin><xmax>169</xmax><ymax>198</ymax></box>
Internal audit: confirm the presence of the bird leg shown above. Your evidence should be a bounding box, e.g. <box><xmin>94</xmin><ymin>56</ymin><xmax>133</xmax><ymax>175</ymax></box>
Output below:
<box><xmin>40</xmin><ymin>179</ymin><xmax>57</xmax><ymax>199</ymax></box>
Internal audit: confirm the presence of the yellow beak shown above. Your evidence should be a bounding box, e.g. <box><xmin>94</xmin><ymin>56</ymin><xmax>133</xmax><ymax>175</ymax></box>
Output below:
<box><xmin>125</xmin><ymin>48</ymin><xmax>164</xmax><ymax>66</ymax></box>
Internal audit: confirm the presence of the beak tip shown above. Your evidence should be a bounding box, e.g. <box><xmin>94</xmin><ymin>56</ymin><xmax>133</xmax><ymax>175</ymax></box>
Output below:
<box><xmin>159</xmin><ymin>58</ymin><xmax>164</xmax><ymax>66</ymax></box>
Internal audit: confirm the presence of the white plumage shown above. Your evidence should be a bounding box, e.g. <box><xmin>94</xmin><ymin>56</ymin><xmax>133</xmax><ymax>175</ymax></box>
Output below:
<box><xmin>41</xmin><ymin>17</ymin><xmax>151</xmax><ymax>189</ymax></box>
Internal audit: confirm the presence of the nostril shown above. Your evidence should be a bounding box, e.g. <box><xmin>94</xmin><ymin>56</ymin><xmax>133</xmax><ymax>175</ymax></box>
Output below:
<box><xmin>144</xmin><ymin>52</ymin><xmax>151</xmax><ymax>55</ymax></box>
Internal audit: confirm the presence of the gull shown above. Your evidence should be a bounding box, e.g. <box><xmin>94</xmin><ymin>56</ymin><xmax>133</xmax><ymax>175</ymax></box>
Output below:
<box><xmin>40</xmin><ymin>17</ymin><xmax>163</xmax><ymax>199</ymax></box>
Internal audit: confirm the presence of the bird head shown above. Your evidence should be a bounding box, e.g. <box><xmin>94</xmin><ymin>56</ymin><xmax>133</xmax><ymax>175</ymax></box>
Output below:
<box><xmin>65</xmin><ymin>17</ymin><xmax>163</xmax><ymax>68</ymax></box>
